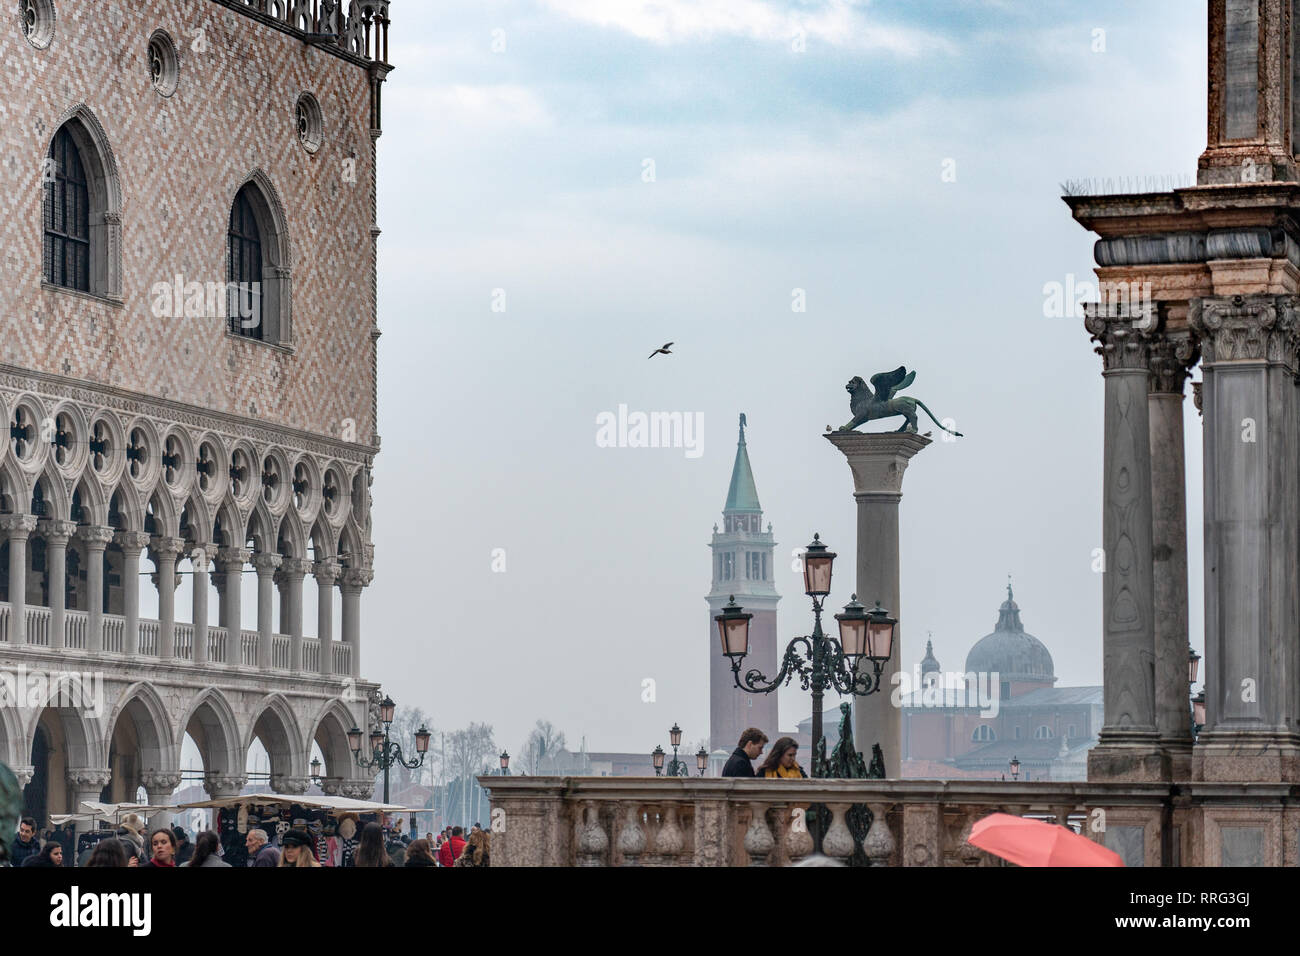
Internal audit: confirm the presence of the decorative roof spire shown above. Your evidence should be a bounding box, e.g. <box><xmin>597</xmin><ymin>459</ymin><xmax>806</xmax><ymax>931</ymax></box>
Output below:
<box><xmin>996</xmin><ymin>579</ymin><xmax>1023</xmax><ymax>632</ymax></box>
<box><xmin>724</xmin><ymin>412</ymin><xmax>761</xmax><ymax>514</ymax></box>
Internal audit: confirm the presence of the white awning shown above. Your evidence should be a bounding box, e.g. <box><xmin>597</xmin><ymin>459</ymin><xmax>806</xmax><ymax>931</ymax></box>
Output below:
<box><xmin>173</xmin><ymin>791</ymin><xmax>407</xmax><ymax>813</ymax></box>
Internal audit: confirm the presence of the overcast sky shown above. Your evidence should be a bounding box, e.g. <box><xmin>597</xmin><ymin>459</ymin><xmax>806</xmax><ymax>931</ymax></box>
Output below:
<box><xmin>358</xmin><ymin>0</ymin><xmax>1208</xmax><ymax>758</ymax></box>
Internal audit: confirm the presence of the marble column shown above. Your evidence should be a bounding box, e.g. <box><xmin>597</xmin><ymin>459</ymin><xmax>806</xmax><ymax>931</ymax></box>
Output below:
<box><xmin>217</xmin><ymin>547</ymin><xmax>250</xmax><ymax>635</ymax></box>
<box><xmin>824</xmin><ymin>431</ymin><xmax>930</xmax><ymax>779</ymax></box>
<box><xmin>40</xmin><ymin>519</ymin><xmax>75</xmax><ymax>652</ymax></box>
<box><xmin>192</xmin><ymin>544</ymin><xmax>213</xmax><ymax>665</ymax></box>
<box><xmin>252</xmin><ymin>552</ymin><xmax>281</xmax><ymax>669</ymax></box>
<box><xmin>1</xmin><ymin>515</ymin><xmax>36</xmax><ymax>644</ymax></box>
<box><xmin>77</xmin><ymin>526</ymin><xmax>113</xmax><ymax>654</ymax></box>
<box><xmin>1189</xmin><ymin>294</ymin><xmax>1300</xmax><ymax>782</ymax></box>
<box><xmin>315</xmin><ymin>559</ymin><xmax>340</xmax><ymax>677</ymax></box>
<box><xmin>1148</xmin><ymin>332</ymin><xmax>1199</xmax><ymax>780</ymax></box>
<box><xmin>139</xmin><ymin>772</ymin><xmax>182</xmax><ymax>829</ymax></box>
<box><xmin>115</xmin><ymin>531</ymin><xmax>150</xmax><ymax>657</ymax></box>
<box><xmin>1085</xmin><ymin>309</ymin><xmax>1163</xmax><ymax>781</ymax></box>
<box><xmin>340</xmin><ymin>566</ymin><xmax>372</xmax><ymax>679</ymax></box>
<box><xmin>150</xmin><ymin>536</ymin><xmax>184</xmax><ymax>660</ymax></box>
<box><xmin>280</xmin><ymin>558</ymin><xmax>310</xmax><ymax>671</ymax></box>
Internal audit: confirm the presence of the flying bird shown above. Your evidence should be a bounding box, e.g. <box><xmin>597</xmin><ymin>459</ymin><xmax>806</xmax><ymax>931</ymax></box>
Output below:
<box><xmin>648</xmin><ymin>342</ymin><xmax>673</xmax><ymax>359</ymax></box>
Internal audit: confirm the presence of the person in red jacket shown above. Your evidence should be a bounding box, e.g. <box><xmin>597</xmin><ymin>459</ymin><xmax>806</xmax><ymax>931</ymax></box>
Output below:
<box><xmin>438</xmin><ymin>826</ymin><xmax>466</xmax><ymax>867</ymax></box>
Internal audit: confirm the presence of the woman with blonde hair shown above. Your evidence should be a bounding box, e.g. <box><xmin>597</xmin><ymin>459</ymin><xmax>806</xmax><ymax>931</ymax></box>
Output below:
<box><xmin>454</xmin><ymin>828</ymin><xmax>490</xmax><ymax>867</ymax></box>
<box><xmin>277</xmin><ymin>829</ymin><xmax>321</xmax><ymax>867</ymax></box>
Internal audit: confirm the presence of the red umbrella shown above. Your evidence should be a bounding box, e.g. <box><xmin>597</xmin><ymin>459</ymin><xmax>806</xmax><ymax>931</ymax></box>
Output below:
<box><xmin>967</xmin><ymin>813</ymin><xmax>1124</xmax><ymax>867</ymax></box>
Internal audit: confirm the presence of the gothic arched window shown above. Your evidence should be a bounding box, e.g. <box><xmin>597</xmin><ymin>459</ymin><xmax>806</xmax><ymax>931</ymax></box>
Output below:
<box><xmin>44</xmin><ymin>126</ymin><xmax>90</xmax><ymax>292</ymax></box>
<box><xmin>228</xmin><ymin>186</ymin><xmax>264</xmax><ymax>340</ymax></box>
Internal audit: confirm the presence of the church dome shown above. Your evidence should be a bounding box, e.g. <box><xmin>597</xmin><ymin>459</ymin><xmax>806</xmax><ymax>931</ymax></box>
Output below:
<box><xmin>964</xmin><ymin>583</ymin><xmax>1055</xmax><ymax>684</ymax></box>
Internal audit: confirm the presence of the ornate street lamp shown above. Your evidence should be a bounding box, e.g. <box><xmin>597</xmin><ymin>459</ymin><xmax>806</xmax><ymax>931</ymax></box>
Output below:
<box><xmin>651</xmin><ymin>745</ymin><xmax>666</xmax><ymax>776</ymax></box>
<box><xmin>1009</xmin><ymin>755</ymin><xmax>1021</xmax><ymax>780</ymax></box>
<box><xmin>350</xmin><ymin>697</ymin><xmax>430</xmax><ymax>803</ymax></box>
<box><xmin>715</xmin><ymin>534</ymin><xmax>894</xmax><ymax>783</ymax></box>
<box><xmin>498</xmin><ymin>751</ymin><xmax>511</xmax><ymax>776</ymax></box>
<box><xmin>1188</xmin><ymin>646</ymin><xmax>1200</xmax><ymax>686</ymax></box>
<box><xmin>309</xmin><ymin>756</ymin><xmax>323</xmax><ymax>786</ymax></box>
<box><xmin>695</xmin><ymin>746</ymin><xmax>708</xmax><ymax>776</ymax></box>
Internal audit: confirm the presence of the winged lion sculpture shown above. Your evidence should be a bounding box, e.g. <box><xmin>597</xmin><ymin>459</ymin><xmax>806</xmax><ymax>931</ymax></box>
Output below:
<box><xmin>837</xmin><ymin>367</ymin><xmax>963</xmax><ymax>437</ymax></box>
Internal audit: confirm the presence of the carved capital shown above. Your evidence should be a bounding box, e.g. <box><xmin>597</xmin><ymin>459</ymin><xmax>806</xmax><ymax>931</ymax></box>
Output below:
<box><xmin>252</xmin><ymin>552</ymin><xmax>284</xmax><ymax>575</ymax></box>
<box><xmin>1189</xmin><ymin>294</ymin><xmax>1300</xmax><ymax>369</ymax></box>
<box><xmin>279</xmin><ymin>557</ymin><xmax>314</xmax><ymax>578</ymax></box>
<box><xmin>339</xmin><ymin>780</ymin><xmax>376</xmax><ymax>800</ymax></box>
<box><xmin>149</xmin><ymin>535</ymin><xmax>186</xmax><ymax>559</ymax></box>
<box><xmin>139</xmin><ymin>771</ymin><xmax>183</xmax><ymax>792</ymax></box>
<box><xmin>340</xmin><ymin>566</ymin><xmax>374</xmax><ymax>590</ymax></box>
<box><xmin>271</xmin><ymin>774</ymin><xmax>311</xmax><ymax>795</ymax></box>
<box><xmin>10</xmin><ymin>765</ymin><xmax>34</xmax><ymax>789</ymax></box>
<box><xmin>216</xmin><ymin>547</ymin><xmax>252</xmax><ymax>572</ymax></box>
<box><xmin>314</xmin><ymin>558</ymin><xmax>342</xmax><ymax>585</ymax></box>
<box><xmin>76</xmin><ymin>525</ymin><xmax>115</xmax><ymax>550</ymax></box>
<box><xmin>113</xmin><ymin>530</ymin><xmax>152</xmax><ymax>554</ymax></box>
<box><xmin>1084</xmin><ymin>307</ymin><xmax>1155</xmax><ymax>372</ymax></box>
<box><xmin>1192</xmin><ymin>380</ymin><xmax>1204</xmax><ymax>417</ymax></box>
<box><xmin>1147</xmin><ymin>331</ymin><xmax>1199</xmax><ymax>394</ymax></box>
<box><xmin>203</xmin><ymin>771</ymin><xmax>247</xmax><ymax>797</ymax></box>
<box><xmin>0</xmin><ymin>514</ymin><xmax>38</xmax><ymax>537</ymax></box>
<box><xmin>319</xmin><ymin>776</ymin><xmax>344</xmax><ymax>796</ymax></box>
<box><xmin>38</xmin><ymin>518</ymin><xmax>77</xmax><ymax>546</ymax></box>
<box><xmin>65</xmin><ymin>767</ymin><xmax>112</xmax><ymax>791</ymax></box>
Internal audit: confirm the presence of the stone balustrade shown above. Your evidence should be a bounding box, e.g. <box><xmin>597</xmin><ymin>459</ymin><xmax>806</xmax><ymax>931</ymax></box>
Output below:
<box><xmin>482</xmin><ymin>776</ymin><xmax>1300</xmax><ymax>867</ymax></box>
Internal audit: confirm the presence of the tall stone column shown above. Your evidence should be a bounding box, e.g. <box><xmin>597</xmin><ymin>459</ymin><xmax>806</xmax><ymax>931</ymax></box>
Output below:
<box><xmin>77</xmin><ymin>526</ymin><xmax>113</xmax><ymax>654</ymax></box>
<box><xmin>1</xmin><ymin>515</ymin><xmax>36</xmax><ymax>644</ymax></box>
<box><xmin>150</xmin><ymin>536</ymin><xmax>184</xmax><ymax>660</ymax></box>
<box><xmin>139</xmin><ymin>772</ymin><xmax>182</xmax><ymax>829</ymax></box>
<box><xmin>217</xmin><ymin>547</ymin><xmax>250</xmax><ymax>635</ymax></box>
<box><xmin>40</xmin><ymin>519</ymin><xmax>75</xmax><ymax>652</ymax></box>
<box><xmin>192</xmin><ymin>544</ymin><xmax>214</xmax><ymax>665</ymax></box>
<box><xmin>65</xmin><ymin>767</ymin><xmax>112</xmax><ymax>843</ymax></box>
<box><xmin>340</xmin><ymin>567</ymin><xmax>372</xmax><ymax>679</ymax></box>
<box><xmin>315</xmin><ymin>559</ymin><xmax>340</xmax><ymax>677</ymax></box>
<box><xmin>115</xmin><ymin>531</ymin><xmax>150</xmax><ymax>657</ymax></box>
<box><xmin>1189</xmin><ymin>294</ymin><xmax>1300</xmax><ymax>782</ymax></box>
<box><xmin>280</xmin><ymin>558</ymin><xmax>310</xmax><ymax>671</ymax></box>
<box><xmin>252</xmin><ymin>552</ymin><xmax>281</xmax><ymax>669</ymax></box>
<box><xmin>824</xmin><ymin>431</ymin><xmax>930</xmax><ymax>779</ymax></box>
<box><xmin>1085</xmin><ymin>310</ymin><xmax>1164</xmax><ymax>781</ymax></box>
<box><xmin>1148</xmin><ymin>332</ymin><xmax>1199</xmax><ymax>780</ymax></box>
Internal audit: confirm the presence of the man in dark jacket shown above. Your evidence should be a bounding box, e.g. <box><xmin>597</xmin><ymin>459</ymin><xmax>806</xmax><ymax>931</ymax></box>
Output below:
<box><xmin>10</xmin><ymin>818</ymin><xmax>40</xmax><ymax>867</ymax></box>
<box><xmin>173</xmin><ymin>826</ymin><xmax>195</xmax><ymax>866</ymax></box>
<box><xmin>722</xmin><ymin>728</ymin><xmax>768</xmax><ymax>777</ymax></box>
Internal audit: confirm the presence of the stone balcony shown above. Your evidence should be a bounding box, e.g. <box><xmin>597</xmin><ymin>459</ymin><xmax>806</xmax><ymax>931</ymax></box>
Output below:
<box><xmin>0</xmin><ymin>602</ymin><xmax>351</xmax><ymax>677</ymax></box>
<box><xmin>482</xmin><ymin>776</ymin><xmax>1300</xmax><ymax>866</ymax></box>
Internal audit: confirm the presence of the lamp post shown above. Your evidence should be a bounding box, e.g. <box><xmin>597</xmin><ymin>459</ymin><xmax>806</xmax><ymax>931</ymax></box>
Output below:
<box><xmin>715</xmin><ymin>533</ymin><xmax>895</xmax><ymax>778</ymax></box>
<box><xmin>1009</xmin><ymin>755</ymin><xmax>1020</xmax><ymax>780</ymax></box>
<box><xmin>348</xmin><ymin>695</ymin><xmax>431</xmax><ymax>804</ymax></box>
<box><xmin>497</xmin><ymin>751</ymin><xmax>511</xmax><ymax>776</ymax></box>
<box><xmin>695</xmin><ymin>746</ymin><xmax>708</xmax><ymax>777</ymax></box>
<box><xmin>1188</xmin><ymin>645</ymin><xmax>1203</xmax><ymax>738</ymax></box>
<box><xmin>653</xmin><ymin>723</ymin><xmax>691</xmax><ymax>777</ymax></box>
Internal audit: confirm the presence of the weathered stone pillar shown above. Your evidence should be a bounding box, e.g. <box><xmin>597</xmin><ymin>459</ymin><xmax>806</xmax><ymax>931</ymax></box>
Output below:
<box><xmin>150</xmin><ymin>536</ymin><xmax>184</xmax><ymax>660</ymax></box>
<box><xmin>40</xmin><ymin>519</ymin><xmax>75</xmax><ymax>652</ymax></box>
<box><xmin>192</xmin><ymin>544</ymin><xmax>214</xmax><ymax>666</ymax></box>
<box><xmin>1085</xmin><ymin>310</ymin><xmax>1164</xmax><ymax>781</ymax></box>
<box><xmin>1189</xmin><ymin>294</ymin><xmax>1300</xmax><ymax>782</ymax></box>
<box><xmin>139</xmin><ymin>772</ymin><xmax>182</xmax><ymax>829</ymax></box>
<box><xmin>77</xmin><ymin>526</ymin><xmax>113</xmax><ymax>654</ymax></box>
<box><xmin>65</xmin><ymin>767</ymin><xmax>111</xmax><ymax>843</ymax></box>
<box><xmin>280</xmin><ymin>558</ymin><xmax>310</xmax><ymax>671</ymax></box>
<box><xmin>115</xmin><ymin>531</ymin><xmax>149</xmax><ymax>657</ymax></box>
<box><xmin>252</xmin><ymin>552</ymin><xmax>281</xmax><ymax>669</ymax></box>
<box><xmin>340</xmin><ymin>566</ymin><xmax>372</xmax><ymax>679</ymax></box>
<box><xmin>217</xmin><ymin>547</ymin><xmax>250</xmax><ymax>634</ymax></box>
<box><xmin>824</xmin><ymin>431</ymin><xmax>930</xmax><ymax>779</ymax></box>
<box><xmin>1</xmin><ymin>515</ymin><xmax>36</xmax><ymax>644</ymax></box>
<box><xmin>315</xmin><ymin>559</ymin><xmax>340</xmax><ymax>677</ymax></box>
<box><xmin>1148</xmin><ymin>332</ymin><xmax>1199</xmax><ymax>780</ymax></box>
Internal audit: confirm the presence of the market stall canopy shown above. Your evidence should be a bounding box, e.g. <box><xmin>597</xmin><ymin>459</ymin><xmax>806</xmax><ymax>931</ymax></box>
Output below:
<box><xmin>49</xmin><ymin>802</ymin><xmax>169</xmax><ymax>826</ymax></box>
<box><xmin>174</xmin><ymin>792</ymin><xmax>407</xmax><ymax>813</ymax></box>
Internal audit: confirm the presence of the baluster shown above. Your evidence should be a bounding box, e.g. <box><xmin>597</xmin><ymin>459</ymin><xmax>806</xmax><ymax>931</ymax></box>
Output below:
<box><xmin>822</xmin><ymin>803</ymin><xmax>854</xmax><ymax>864</ymax></box>
<box><xmin>617</xmin><ymin>803</ymin><xmax>646</xmax><ymax>867</ymax></box>
<box><xmin>743</xmin><ymin>802</ymin><xmax>775</xmax><ymax>867</ymax></box>
<box><xmin>862</xmin><ymin>802</ymin><xmax>895</xmax><ymax>866</ymax></box>
<box><xmin>575</xmin><ymin>801</ymin><xmax>608</xmax><ymax>867</ymax></box>
<box><xmin>950</xmin><ymin>809</ymin><xmax>984</xmax><ymax>867</ymax></box>
<box><xmin>655</xmin><ymin>805</ymin><xmax>685</xmax><ymax>866</ymax></box>
<box><xmin>784</xmin><ymin>805</ymin><xmax>814</xmax><ymax>865</ymax></box>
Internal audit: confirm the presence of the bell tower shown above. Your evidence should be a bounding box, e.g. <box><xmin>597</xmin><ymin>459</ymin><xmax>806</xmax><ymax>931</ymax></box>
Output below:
<box><xmin>706</xmin><ymin>414</ymin><xmax>780</xmax><ymax>753</ymax></box>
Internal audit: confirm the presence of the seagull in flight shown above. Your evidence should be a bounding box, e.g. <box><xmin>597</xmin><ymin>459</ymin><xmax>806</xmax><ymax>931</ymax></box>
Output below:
<box><xmin>648</xmin><ymin>342</ymin><xmax>673</xmax><ymax>359</ymax></box>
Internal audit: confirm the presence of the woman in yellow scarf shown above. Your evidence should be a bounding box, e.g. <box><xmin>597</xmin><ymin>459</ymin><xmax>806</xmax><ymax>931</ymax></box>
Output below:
<box><xmin>755</xmin><ymin>736</ymin><xmax>807</xmax><ymax>778</ymax></box>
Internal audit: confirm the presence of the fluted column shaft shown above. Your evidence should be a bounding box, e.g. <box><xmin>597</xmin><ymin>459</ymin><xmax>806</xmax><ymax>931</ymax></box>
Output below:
<box><xmin>2</xmin><ymin>515</ymin><xmax>37</xmax><ymax>644</ymax></box>
<box><xmin>115</xmin><ymin>531</ymin><xmax>150</xmax><ymax>657</ymax></box>
<box><xmin>252</xmin><ymin>552</ymin><xmax>282</xmax><ymax>669</ymax></box>
<box><xmin>40</xmin><ymin>519</ymin><xmax>75</xmax><ymax>652</ymax></box>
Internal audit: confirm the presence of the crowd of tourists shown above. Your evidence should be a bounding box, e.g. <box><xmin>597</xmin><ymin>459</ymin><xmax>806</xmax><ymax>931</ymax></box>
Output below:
<box><xmin>7</xmin><ymin>815</ymin><xmax>490</xmax><ymax>868</ymax></box>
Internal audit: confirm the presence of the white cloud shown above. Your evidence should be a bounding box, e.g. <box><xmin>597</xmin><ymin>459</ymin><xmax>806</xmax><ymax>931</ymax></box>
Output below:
<box><xmin>539</xmin><ymin>0</ymin><xmax>952</xmax><ymax>54</ymax></box>
<box><xmin>411</xmin><ymin>84</ymin><xmax>554</xmax><ymax>128</ymax></box>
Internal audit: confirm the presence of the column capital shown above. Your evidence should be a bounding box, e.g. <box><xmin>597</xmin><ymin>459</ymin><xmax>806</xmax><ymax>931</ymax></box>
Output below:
<box><xmin>822</xmin><ymin>431</ymin><xmax>931</xmax><ymax>496</ymax></box>
<box><xmin>1147</xmin><ymin>330</ymin><xmax>1200</xmax><ymax>394</ymax></box>
<box><xmin>280</xmin><ymin>557</ymin><xmax>314</xmax><ymax>577</ymax></box>
<box><xmin>319</xmin><ymin>776</ymin><xmax>344</xmax><ymax>796</ymax></box>
<box><xmin>65</xmin><ymin>767</ymin><xmax>112</xmax><ymax>790</ymax></box>
<box><xmin>149</xmin><ymin>535</ymin><xmax>186</xmax><ymax>558</ymax></box>
<box><xmin>251</xmin><ymin>552</ymin><xmax>284</xmax><ymax>574</ymax></box>
<box><xmin>139</xmin><ymin>770</ymin><xmax>183</xmax><ymax>792</ymax></box>
<box><xmin>314</xmin><ymin>558</ymin><xmax>342</xmax><ymax>585</ymax></box>
<box><xmin>113</xmin><ymin>529</ymin><xmax>152</xmax><ymax>553</ymax></box>
<box><xmin>37</xmin><ymin>518</ymin><xmax>77</xmax><ymax>544</ymax></box>
<box><xmin>203</xmin><ymin>771</ymin><xmax>247</xmax><ymax>798</ymax></box>
<box><xmin>1084</xmin><ymin>308</ymin><xmax>1155</xmax><ymax>372</ymax></box>
<box><xmin>339</xmin><ymin>780</ymin><xmax>376</xmax><ymax>800</ymax></box>
<box><xmin>9</xmin><ymin>765</ymin><xmax>34</xmax><ymax>788</ymax></box>
<box><xmin>340</xmin><ymin>566</ymin><xmax>374</xmax><ymax>590</ymax></box>
<box><xmin>271</xmin><ymin>774</ymin><xmax>311</xmax><ymax>795</ymax></box>
<box><xmin>76</xmin><ymin>525</ymin><xmax>115</xmax><ymax>549</ymax></box>
<box><xmin>0</xmin><ymin>514</ymin><xmax>38</xmax><ymax>537</ymax></box>
<box><xmin>216</xmin><ymin>546</ymin><xmax>252</xmax><ymax>570</ymax></box>
<box><xmin>1189</xmin><ymin>294</ymin><xmax>1300</xmax><ymax>369</ymax></box>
